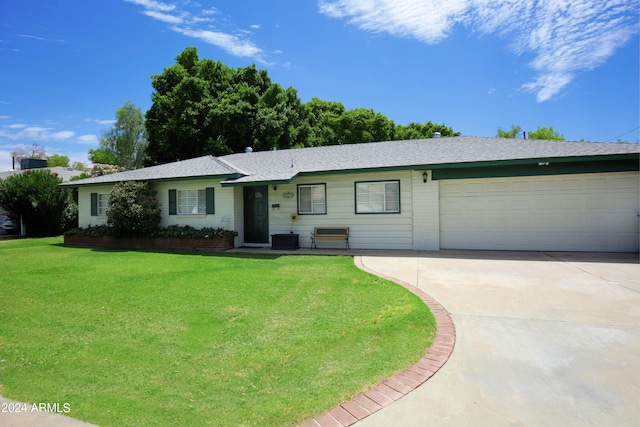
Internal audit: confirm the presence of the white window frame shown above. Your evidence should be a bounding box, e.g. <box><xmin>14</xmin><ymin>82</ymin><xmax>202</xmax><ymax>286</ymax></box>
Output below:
<box><xmin>177</xmin><ymin>189</ymin><xmax>207</xmax><ymax>215</ymax></box>
<box><xmin>97</xmin><ymin>193</ymin><xmax>109</xmax><ymax>216</ymax></box>
<box><xmin>297</xmin><ymin>184</ymin><xmax>326</xmax><ymax>215</ymax></box>
<box><xmin>355</xmin><ymin>180</ymin><xmax>400</xmax><ymax>214</ymax></box>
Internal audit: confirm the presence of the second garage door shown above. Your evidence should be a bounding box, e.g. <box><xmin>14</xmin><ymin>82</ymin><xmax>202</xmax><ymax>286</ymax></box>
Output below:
<box><xmin>439</xmin><ymin>172</ymin><xmax>639</xmax><ymax>252</ymax></box>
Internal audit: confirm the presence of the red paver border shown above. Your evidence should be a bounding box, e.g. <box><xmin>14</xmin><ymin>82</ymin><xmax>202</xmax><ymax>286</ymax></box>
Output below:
<box><xmin>300</xmin><ymin>255</ymin><xmax>456</xmax><ymax>427</ymax></box>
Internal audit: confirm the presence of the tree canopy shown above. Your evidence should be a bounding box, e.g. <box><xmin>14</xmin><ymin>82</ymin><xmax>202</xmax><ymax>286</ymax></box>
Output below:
<box><xmin>91</xmin><ymin>101</ymin><xmax>148</xmax><ymax>169</ymax></box>
<box><xmin>528</xmin><ymin>126</ymin><xmax>564</xmax><ymax>140</ymax></box>
<box><xmin>47</xmin><ymin>153</ymin><xmax>70</xmax><ymax>167</ymax></box>
<box><xmin>497</xmin><ymin>125</ymin><xmax>565</xmax><ymax>140</ymax></box>
<box><xmin>497</xmin><ymin>125</ymin><xmax>523</xmax><ymax>139</ymax></box>
<box><xmin>145</xmin><ymin>47</ymin><xmax>308</xmax><ymax>164</ymax></box>
<box><xmin>144</xmin><ymin>47</ymin><xmax>460</xmax><ymax>165</ymax></box>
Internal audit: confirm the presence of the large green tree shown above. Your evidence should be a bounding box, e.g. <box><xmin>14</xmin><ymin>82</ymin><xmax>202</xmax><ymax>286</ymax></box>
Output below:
<box><xmin>0</xmin><ymin>169</ymin><xmax>74</xmax><ymax>236</ymax></box>
<box><xmin>92</xmin><ymin>101</ymin><xmax>148</xmax><ymax>169</ymax></box>
<box><xmin>145</xmin><ymin>47</ymin><xmax>461</xmax><ymax>164</ymax></box>
<box><xmin>145</xmin><ymin>47</ymin><xmax>308</xmax><ymax>164</ymax></box>
<box><xmin>394</xmin><ymin>121</ymin><xmax>460</xmax><ymax>139</ymax></box>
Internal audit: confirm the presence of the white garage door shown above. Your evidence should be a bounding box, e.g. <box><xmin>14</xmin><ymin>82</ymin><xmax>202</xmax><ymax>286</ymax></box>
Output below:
<box><xmin>439</xmin><ymin>172</ymin><xmax>639</xmax><ymax>252</ymax></box>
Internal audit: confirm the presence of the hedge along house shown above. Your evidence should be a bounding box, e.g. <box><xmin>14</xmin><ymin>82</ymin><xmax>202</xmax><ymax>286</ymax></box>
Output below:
<box><xmin>61</xmin><ymin>136</ymin><xmax>640</xmax><ymax>252</ymax></box>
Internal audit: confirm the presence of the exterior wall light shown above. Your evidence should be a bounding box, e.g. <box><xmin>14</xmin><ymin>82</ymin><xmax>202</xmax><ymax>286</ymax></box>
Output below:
<box><xmin>423</xmin><ymin>171</ymin><xmax>428</xmax><ymax>183</ymax></box>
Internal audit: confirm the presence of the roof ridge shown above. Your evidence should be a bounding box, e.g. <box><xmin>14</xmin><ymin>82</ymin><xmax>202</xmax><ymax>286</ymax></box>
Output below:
<box><xmin>210</xmin><ymin>155</ymin><xmax>250</xmax><ymax>176</ymax></box>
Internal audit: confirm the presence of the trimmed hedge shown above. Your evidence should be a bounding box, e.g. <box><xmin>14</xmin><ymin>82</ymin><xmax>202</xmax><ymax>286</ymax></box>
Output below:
<box><xmin>65</xmin><ymin>224</ymin><xmax>237</xmax><ymax>239</ymax></box>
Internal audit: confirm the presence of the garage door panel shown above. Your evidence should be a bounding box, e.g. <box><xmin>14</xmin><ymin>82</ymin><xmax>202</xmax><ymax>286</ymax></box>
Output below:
<box><xmin>440</xmin><ymin>173</ymin><xmax>639</xmax><ymax>252</ymax></box>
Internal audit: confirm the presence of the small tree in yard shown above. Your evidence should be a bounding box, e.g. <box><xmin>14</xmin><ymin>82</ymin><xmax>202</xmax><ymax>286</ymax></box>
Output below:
<box><xmin>0</xmin><ymin>169</ymin><xmax>75</xmax><ymax>236</ymax></box>
<box><xmin>107</xmin><ymin>181</ymin><xmax>160</xmax><ymax>237</ymax></box>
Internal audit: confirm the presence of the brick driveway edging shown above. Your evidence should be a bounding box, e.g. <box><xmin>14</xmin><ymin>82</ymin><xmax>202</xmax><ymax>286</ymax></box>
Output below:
<box><xmin>300</xmin><ymin>256</ymin><xmax>456</xmax><ymax>427</ymax></box>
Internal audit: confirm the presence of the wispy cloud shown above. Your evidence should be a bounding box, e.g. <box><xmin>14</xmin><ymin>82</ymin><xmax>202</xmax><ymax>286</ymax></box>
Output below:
<box><xmin>18</xmin><ymin>34</ymin><xmax>47</xmax><ymax>41</ymax></box>
<box><xmin>0</xmin><ymin>125</ymin><xmax>75</xmax><ymax>141</ymax></box>
<box><xmin>143</xmin><ymin>10</ymin><xmax>184</xmax><ymax>24</ymax></box>
<box><xmin>77</xmin><ymin>134</ymin><xmax>99</xmax><ymax>145</ymax></box>
<box><xmin>124</xmin><ymin>0</ymin><xmax>175</xmax><ymax>12</ymax></box>
<box><xmin>319</xmin><ymin>0</ymin><xmax>639</xmax><ymax>102</ymax></box>
<box><xmin>171</xmin><ymin>27</ymin><xmax>263</xmax><ymax>58</ymax></box>
<box><xmin>17</xmin><ymin>34</ymin><xmax>65</xmax><ymax>43</ymax></box>
<box><xmin>124</xmin><ymin>0</ymin><xmax>264</xmax><ymax>60</ymax></box>
<box><xmin>85</xmin><ymin>118</ymin><xmax>117</xmax><ymax>125</ymax></box>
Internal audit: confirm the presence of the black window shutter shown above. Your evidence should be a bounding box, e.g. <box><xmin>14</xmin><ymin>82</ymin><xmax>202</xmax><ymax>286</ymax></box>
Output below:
<box><xmin>168</xmin><ymin>189</ymin><xmax>177</xmax><ymax>215</ymax></box>
<box><xmin>206</xmin><ymin>187</ymin><xmax>215</xmax><ymax>214</ymax></box>
<box><xmin>90</xmin><ymin>193</ymin><xmax>98</xmax><ymax>216</ymax></box>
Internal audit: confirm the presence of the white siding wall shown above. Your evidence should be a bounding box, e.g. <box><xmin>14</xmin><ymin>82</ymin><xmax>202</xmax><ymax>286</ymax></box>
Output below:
<box><xmin>411</xmin><ymin>170</ymin><xmax>440</xmax><ymax>250</ymax></box>
<box><xmin>77</xmin><ymin>180</ymin><xmax>238</xmax><ymax>234</ymax></box>
<box><xmin>154</xmin><ymin>180</ymin><xmax>236</xmax><ymax>231</ymax></box>
<box><xmin>270</xmin><ymin>171</ymin><xmax>415</xmax><ymax>249</ymax></box>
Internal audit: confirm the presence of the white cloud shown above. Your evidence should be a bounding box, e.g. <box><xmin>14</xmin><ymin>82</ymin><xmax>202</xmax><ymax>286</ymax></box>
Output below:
<box><xmin>18</xmin><ymin>34</ymin><xmax>47</xmax><ymax>41</ymax></box>
<box><xmin>0</xmin><ymin>126</ymin><xmax>75</xmax><ymax>141</ymax></box>
<box><xmin>143</xmin><ymin>10</ymin><xmax>184</xmax><ymax>24</ymax></box>
<box><xmin>8</xmin><ymin>124</ymin><xmax>27</xmax><ymax>129</ymax></box>
<box><xmin>124</xmin><ymin>0</ymin><xmax>265</xmax><ymax>61</ymax></box>
<box><xmin>171</xmin><ymin>27</ymin><xmax>263</xmax><ymax>58</ymax></box>
<box><xmin>319</xmin><ymin>0</ymin><xmax>639</xmax><ymax>102</ymax></box>
<box><xmin>78</xmin><ymin>134</ymin><xmax>99</xmax><ymax>145</ymax></box>
<box><xmin>0</xmin><ymin>150</ymin><xmax>14</xmax><ymax>172</ymax></box>
<box><xmin>124</xmin><ymin>0</ymin><xmax>175</xmax><ymax>12</ymax></box>
<box><xmin>250</xmin><ymin>24</ymin><xmax>261</xmax><ymax>29</ymax></box>
<box><xmin>85</xmin><ymin>118</ymin><xmax>116</xmax><ymax>125</ymax></box>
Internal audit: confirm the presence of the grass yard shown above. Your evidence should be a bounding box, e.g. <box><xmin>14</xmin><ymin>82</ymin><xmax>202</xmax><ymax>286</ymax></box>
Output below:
<box><xmin>0</xmin><ymin>237</ymin><xmax>436</xmax><ymax>426</ymax></box>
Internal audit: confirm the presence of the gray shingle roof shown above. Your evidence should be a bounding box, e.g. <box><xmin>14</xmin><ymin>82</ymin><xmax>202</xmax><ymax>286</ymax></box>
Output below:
<box><xmin>62</xmin><ymin>136</ymin><xmax>640</xmax><ymax>186</ymax></box>
<box><xmin>220</xmin><ymin>136</ymin><xmax>640</xmax><ymax>183</ymax></box>
<box><xmin>61</xmin><ymin>155</ymin><xmax>242</xmax><ymax>186</ymax></box>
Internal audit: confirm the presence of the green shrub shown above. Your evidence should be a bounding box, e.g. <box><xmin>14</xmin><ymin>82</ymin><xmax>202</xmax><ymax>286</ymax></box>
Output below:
<box><xmin>65</xmin><ymin>224</ymin><xmax>237</xmax><ymax>239</ymax></box>
<box><xmin>106</xmin><ymin>181</ymin><xmax>160</xmax><ymax>237</ymax></box>
<box><xmin>0</xmin><ymin>169</ymin><xmax>73</xmax><ymax>236</ymax></box>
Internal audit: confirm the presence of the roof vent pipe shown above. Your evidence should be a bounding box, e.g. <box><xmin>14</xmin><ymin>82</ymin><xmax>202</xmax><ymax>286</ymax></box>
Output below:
<box><xmin>432</xmin><ymin>132</ymin><xmax>441</xmax><ymax>138</ymax></box>
<box><xmin>245</xmin><ymin>147</ymin><xmax>253</xmax><ymax>153</ymax></box>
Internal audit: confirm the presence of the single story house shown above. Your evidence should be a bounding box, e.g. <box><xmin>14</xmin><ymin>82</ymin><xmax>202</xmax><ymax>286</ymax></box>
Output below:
<box><xmin>62</xmin><ymin>136</ymin><xmax>640</xmax><ymax>252</ymax></box>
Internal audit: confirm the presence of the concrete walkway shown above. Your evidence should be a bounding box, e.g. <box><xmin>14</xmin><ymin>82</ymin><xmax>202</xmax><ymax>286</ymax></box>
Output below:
<box><xmin>353</xmin><ymin>250</ymin><xmax>640</xmax><ymax>427</ymax></box>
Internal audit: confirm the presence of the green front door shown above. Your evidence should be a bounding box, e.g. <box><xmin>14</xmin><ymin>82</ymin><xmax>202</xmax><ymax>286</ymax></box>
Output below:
<box><xmin>243</xmin><ymin>186</ymin><xmax>269</xmax><ymax>243</ymax></box>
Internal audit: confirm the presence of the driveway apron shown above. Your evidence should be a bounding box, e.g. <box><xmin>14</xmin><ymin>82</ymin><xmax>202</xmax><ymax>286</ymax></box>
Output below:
<box><xmin>357</xmin><ymin>251</ymin><xmax>640</xmax><ymax>427</ymax></box>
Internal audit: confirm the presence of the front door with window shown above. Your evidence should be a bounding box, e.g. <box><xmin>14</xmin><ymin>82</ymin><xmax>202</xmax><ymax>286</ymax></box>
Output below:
<box><xmin>243</xmin><ymin>186</ymin><xmax>269</xmax><ymax>243</ymax></box>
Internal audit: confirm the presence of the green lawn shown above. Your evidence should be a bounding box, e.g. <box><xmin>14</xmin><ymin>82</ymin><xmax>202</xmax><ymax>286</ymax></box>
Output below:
<box><xmin>0</xmin><ymin>237</ymin><xmax>436</xmax><ymax>426</ymax></box>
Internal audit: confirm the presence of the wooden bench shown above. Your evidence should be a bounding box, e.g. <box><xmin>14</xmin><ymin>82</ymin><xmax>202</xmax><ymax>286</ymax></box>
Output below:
<box><xmin>311</xmin><ymin>226</ymin><xmax>349</xmax><ymax>250</ymax></box>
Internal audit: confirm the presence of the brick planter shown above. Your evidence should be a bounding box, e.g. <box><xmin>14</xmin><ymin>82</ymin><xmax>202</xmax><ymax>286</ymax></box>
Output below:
<box><xmin>64</xmin><ymin>235</ymin><xmax>234</xmax><ymax>252</ymax></box>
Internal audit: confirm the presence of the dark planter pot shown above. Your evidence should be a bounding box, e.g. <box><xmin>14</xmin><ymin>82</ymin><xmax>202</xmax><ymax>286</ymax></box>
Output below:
<box><xmin>64</xmin><ymin>235</ymin><xmax>234</xmax><ymax>252</ymax></box>
<box><xmin>271</xmin><ymin>233</ymin><xmax>299</xmax><ymax>250</ymax></box>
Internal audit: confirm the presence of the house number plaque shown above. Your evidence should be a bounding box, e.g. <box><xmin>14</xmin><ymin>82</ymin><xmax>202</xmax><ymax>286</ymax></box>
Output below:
<box><xmin>282</xmin><ymin>191</ymin><xmax>294</xmax><ymax>199</ymax></box>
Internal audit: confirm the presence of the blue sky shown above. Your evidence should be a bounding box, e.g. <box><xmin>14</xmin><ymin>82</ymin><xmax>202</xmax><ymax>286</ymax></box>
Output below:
<box><xmin>1</xmin><ymin>0</ymin><xmax>638</xmax><ymax>171</ymax></box>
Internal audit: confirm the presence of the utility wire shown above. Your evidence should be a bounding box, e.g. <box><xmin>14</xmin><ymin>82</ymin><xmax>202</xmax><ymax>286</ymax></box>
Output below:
<box><xmin>605</xmin><ymin>126</ymin><xmax>639</xmax><ymax>142</ymax></box>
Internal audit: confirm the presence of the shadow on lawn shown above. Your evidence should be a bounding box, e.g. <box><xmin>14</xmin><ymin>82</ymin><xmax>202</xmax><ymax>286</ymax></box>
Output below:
<box><xmin>53</xmin><ymin>242</ymin><xmax>639</xmax><ymax>264</ymax></box>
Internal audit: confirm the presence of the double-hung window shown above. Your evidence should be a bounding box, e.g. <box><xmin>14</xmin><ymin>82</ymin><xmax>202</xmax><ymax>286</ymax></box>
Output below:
<box><xmin>178</xmin><ymin>189</ymin><xmax>206</xmax><ymax>214</ymax></box>
<box><xmin>97</xmin><ymin>194</ymin><xmax>109</xmax><ymax>216</ymax></box>
<box><xmin>355</xmin><ymin>180</ymin><xmax>400</xmax><ymax>214</ymax></box>
<box><xmin>90</xmin><ymin>193</ymin><xmax>109</xmax><ymax>216</ymax></box>
<box><xmin>169</xmin><ymin>188</ymin><xmax>215</xmax><ymax>215</ymax></box>
<box><xmin>298</xmin><ymin>184</ymin><xmax>326</xmax><ymax>214</ymax></box>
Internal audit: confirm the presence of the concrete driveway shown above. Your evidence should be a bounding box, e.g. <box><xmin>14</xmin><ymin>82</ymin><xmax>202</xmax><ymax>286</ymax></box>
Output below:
<box><xmin>357</xmin><ymin>250</ymin><xmax>640</xmax><ymax>427</ymax></box>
